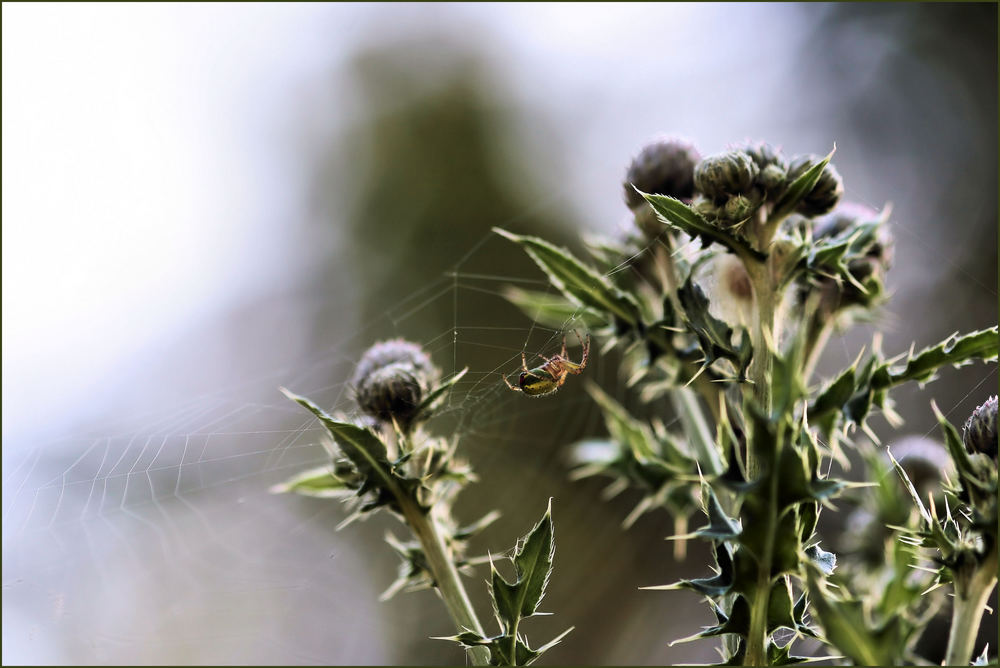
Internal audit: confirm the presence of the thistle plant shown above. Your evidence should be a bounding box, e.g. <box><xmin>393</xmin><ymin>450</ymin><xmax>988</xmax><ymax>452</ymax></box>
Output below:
<box><xmin>274</xmin><ymin>340</ymin><xmax>571</xmax><ymax>665</ymax></box>
<box><xmin>498</xmin><ymin>136</ymin><xmax>998</xmax><ymax>664</ymax></box>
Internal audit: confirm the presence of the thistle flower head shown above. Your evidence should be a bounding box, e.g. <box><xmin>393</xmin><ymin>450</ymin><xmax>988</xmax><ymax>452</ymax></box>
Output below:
<box><xmin>623</xmin><ymin>138</ymin><xmax>701</xmax><ymax>210</ymax></box>
<box><xmin>963</xmin><ymin>396</ymin><xmax>998</xmax><ymax>459</ymax></box>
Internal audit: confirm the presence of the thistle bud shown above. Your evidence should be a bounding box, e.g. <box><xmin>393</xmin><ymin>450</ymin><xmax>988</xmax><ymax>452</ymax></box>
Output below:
<box><xmin>721</xmin><ymin>194</ymin><xmax>756</xmax><ymax>225</ymax></box>
<box><xmin>351</xmin><ymin>339</ymin><xmax>439</xmax><ymax>390</ymax></box>
<box><xmin>738</xmin><ymin>141</ymin><xmax>788</xmax><ymax>192</ymax></box>
<box><xmin>354</xmin><ymin>362</ymin><xmax>424</xmax><ymax>428</ymax></box>
<box><xmin>623</xmin><ymin>138</ymin><xmax>701</xmax><ymax>210</ymax></box>
<box><xmin>787</xmin><ymin>155</ymin><xmax>844</xmax><ymax>217</ymax></box>
<box><xmin>694</xmin><ymin>151</ymin><xmax>758</xmax><ymax>202</ymax></box>
<box><xmin>963</xmin><ymin>396</ymin><xmax>998</xmax><ymax>459</ymax></box>
<box><xmin>351</xmin><ymin>339</ymin><xmax>441</xmax><ymax>429</ymax></box>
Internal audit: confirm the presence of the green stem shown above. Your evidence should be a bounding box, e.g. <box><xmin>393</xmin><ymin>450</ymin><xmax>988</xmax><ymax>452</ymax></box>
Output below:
<box><xmin>744</xmin><ymin>421</ymin><xmax>783</xmax><ymax>667</ymax></box>
<box><xmin>399</xmin><ymin>497</ymin><xmax>491</xmax><ymax>666</ymax></box>
<box><xmin>746</xmin><ymin>260</ymin><xmax>778</xmax><ymax>480</ymax></box>
<box><xmin>743</xmin><ymin>244</ymin><xmax>785</xmax><ymax>666</ymax></box>
<box><xmin>944</xmin><ymin>545</ymin><xmax>998</xmax><ymax>667</ymax></box>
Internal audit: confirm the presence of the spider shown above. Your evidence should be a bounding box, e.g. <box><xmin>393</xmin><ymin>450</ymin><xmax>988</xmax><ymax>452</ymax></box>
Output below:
<box><xmin>503</xmin><ymin>331</ymin><xmax>590</xmax><ymax>397</ymax></box>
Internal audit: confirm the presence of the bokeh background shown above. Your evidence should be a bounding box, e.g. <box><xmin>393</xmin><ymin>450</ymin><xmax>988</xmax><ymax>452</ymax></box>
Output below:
<box><xmin>3</xmin><ymin>3</ymin><xmax>996</xmax><ymax>665</ymax></box>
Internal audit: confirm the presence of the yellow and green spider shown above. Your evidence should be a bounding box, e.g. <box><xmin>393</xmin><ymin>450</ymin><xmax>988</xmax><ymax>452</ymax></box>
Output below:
<box><xmin>503</xmin><ymin>331</ymin><xmax>590</xmax><ymax>397</ymax></box>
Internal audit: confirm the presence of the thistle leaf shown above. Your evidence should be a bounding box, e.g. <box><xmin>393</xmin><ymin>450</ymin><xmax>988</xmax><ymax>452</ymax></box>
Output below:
<box><xmin>281</xmin><ymin>388</ymin><xmax>392</xmax><ymax>477</ymax></box>
<box><xmin>501</xmin><ymin>286</ymin><xmax>607</xmax><ymax>330</ymax></box>
<box><xmin>875</xmin><ymin>326</ymin><xmax>999</xmax><ymax>388</ymax></box>
<box><xmin>640</xmin><ymin>191</ymin><xmax>766</xmax><ymax>262</ymax></box>
<box><xmin>806</xmin><ymin>571</ymin><xmax>910</xmax><ymax>666</ymax></box>
<box><xmin>494</xmin><ymin>228</ymin><xmax>641</xmax><ymax>326</ymax></box>
<box><xmin>269</xmin><ymin>465</ymin><xmax>352</xmax><ymax>498</ymax></box>
<box><xmin>413</xmin><ymin>368</ymin><xmax>468</xmax><ymax>423</ymax></box>
<box><xmin>492</xmin><ymin>500</ymin><xmax>555</xmax><ymax>628</ymax></box>
<box><xmin>770</xmin><ymin>147</ymin><xmax>835</xmax><ymax>222</ymax></box>
<box><xmin>678</xmin><ymin>278</ymin><xmax>753</xmax><ymax>378</ymax></box>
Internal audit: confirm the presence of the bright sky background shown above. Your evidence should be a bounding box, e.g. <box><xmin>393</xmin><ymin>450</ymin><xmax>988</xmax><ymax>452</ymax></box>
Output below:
<box><xmin>4</xmin><ymin>3</ymin><xmax>810</xmax><ymax>445</ymax></box>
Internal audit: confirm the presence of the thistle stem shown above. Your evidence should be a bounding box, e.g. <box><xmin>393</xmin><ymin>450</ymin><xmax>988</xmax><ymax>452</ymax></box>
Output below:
<box><xmin>943</xmin><ymin>545</ymin><xmax>998</xmax><ymax>667</ymax></box>
<box><xmin>746</xmin><ymin>260</ymin><xmax>778</xmax><ymax>479</ymax></box>
<box><xmin>399</xmin><ymin>497</ymin><xmax>491</xmax><ymax>666</ymax></box>
<box><xmin>744</xmin><ymin>249</ymin><xmax>784</xmax><ymax>666</ymax></box>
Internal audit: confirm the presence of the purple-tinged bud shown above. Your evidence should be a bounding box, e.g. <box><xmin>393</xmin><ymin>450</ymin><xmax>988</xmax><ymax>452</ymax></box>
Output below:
<box><xmin>354</xmin><ymin>362</ymin><xmax>424</xmax><ymax>428</ymax></box>
<box><xmin>351</xmin><ymin>338</ymin><xmax>439</xmax><ymax>390</ymax></box>
<box><xmin>963</xmin><ymin>396</ymin><xmax>998</xmax><ymax>459</ymax></box>
<box><xmin>623</xmin><ymin>138</ymin><xmax>701</xmax><ymax>210</ymax></box>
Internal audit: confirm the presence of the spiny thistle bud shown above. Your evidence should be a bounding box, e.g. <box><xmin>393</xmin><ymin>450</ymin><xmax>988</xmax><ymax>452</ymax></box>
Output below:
<box><xmin>787</xmin><ymin>155</ymin><xmax>844</xmax><ymax>217</ymax></box>
<box><xmin>963</xmin><ymin>396</ymin><xmax>998</xmax><ymax>459</ymax></box>
<box><xmin>721</xmin><ymin>194</ymin><xmax>757</xmax><ymax>225</ymax></box>
<box><xmin>355</xmin><ymin>362</ymin><xmax>424</xmax><ymax>428</ymax></box>
<box><xmin>351</xmin><ymin>339</ymin><xmax>441</xmax><ymax>429</ymax></box>
<box><xmin>623</xmin><ymin>138</ymin><xmax>701</xmax><ymax>210</ymax></box>
<box><xmin>694</xmin><ymin>150</ymin><xmax>758</xmax><ymax>202</ymax></box>
<box><xmin>738</xmin><ymin>141</ymin><xmax>788</xmax><ymax>193</ymax></box>
<box><xmin>351</xmin><ymin>338</ymin><xmax>439</xmax><ymax>390</ymax></box>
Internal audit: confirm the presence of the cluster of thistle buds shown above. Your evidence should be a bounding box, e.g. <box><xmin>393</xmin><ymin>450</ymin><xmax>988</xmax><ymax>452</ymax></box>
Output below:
<box><xmin>625</xmin><ymin>138</ymin><xmax>841</xmax><ymax>234</ymax></box>
<box><xmin>622</xmin><ymin>137</ymin><xmax>893</xmax><ymax>322</ymax></box>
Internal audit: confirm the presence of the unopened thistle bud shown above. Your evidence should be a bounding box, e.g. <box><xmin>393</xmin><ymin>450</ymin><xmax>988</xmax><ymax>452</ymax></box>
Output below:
<box><xmin>694</xmin><ymin>151</ymin><xmax>758</xmax><ymax>202</ymax></box>
<box><xmin>351</xmin><ymin>339</ymin><xmax>439</xmax><ymax>390</ymax></box>
<box><xmin>738</xmin><ymin>141</ymin><xmax>788</xmax><ymax>193</ymax></box>
<box><xmin>623</xmin><ymin>138</ymin><xmax>701</xmax><ymax>210</ymax></box>
<box><xmin>351</xmin><ymin>339</ymin><xmax>441</xmax><ymax>429</ymax></box>
<box><xmin>721</xmin><ymin>194</ymin><xmax>756</xmax><ymax>225</ymax></box>
<box><xmin>355</xmin><ymin>362</ymin><xmax>424</xmax><ymax>428</ymax></box>
<box><xmin>787</xmin><ymin>155</ymin><xmax>844</xmax><ymax>217</ymax></box>
<box><xmin>963</xmin><ymin>396</ymin><xmax>998</xmax><ymax>459</ymax></box>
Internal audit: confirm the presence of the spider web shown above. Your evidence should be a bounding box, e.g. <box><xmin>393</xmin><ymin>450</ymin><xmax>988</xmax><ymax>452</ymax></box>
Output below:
<box><xmin>0</xmin><ymin>223</ymin><xmax>618</xmax><ymax>664</ymax></box>
<box><xmin>4</xmin><ymin>210</ymin><xmax>995</xmax><ymax>665</ymax></box>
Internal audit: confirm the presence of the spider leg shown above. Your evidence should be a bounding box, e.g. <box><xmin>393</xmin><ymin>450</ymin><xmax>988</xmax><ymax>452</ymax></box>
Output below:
<box><xmin>559</xmin><ymin>335</ymin><xmax>568</xmax><ymax>360</ymax></box>
<box><xmin>502</xmin><ymin>373</ymin><xmax>519</xmax><ymax>391</ymax></box>
<box><xmin>563</xmin><ymin>332</ymin><xmax>590</xmax><ymax>374</ymax></box>
<box><xmin>521</xmin><ymin>351</ymin><xmax>530</xmax><ymax>374</ymax></box>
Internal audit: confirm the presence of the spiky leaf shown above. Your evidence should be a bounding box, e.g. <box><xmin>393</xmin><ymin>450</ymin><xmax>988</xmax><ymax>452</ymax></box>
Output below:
<box><xmin>270</xmin><ymin>465</ymin><xmax>352</xmax><ymax>498</ymax></box>
<box><xmin>770</xmin><ymin>147</ymin><xmax>835</xmax><ymax>222</ymax></box>
<box><xmin>640</xmin><ymin>191</ymin><xmax>766</xmax><ymax>262</ymax></box>
<box><xmin>501</xmin><ymin>286</ymin><xmax>607</xmax><ymax>330</ymax></box>
<box><xmin>494</xmin><ymin>228</ymin><xmax>641</xmax><ymax>326</ymax></box>
<box><xmin>491</xmin><ymin>501</ymin><xmax>555</xmax><ymax>631</ymax></box>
